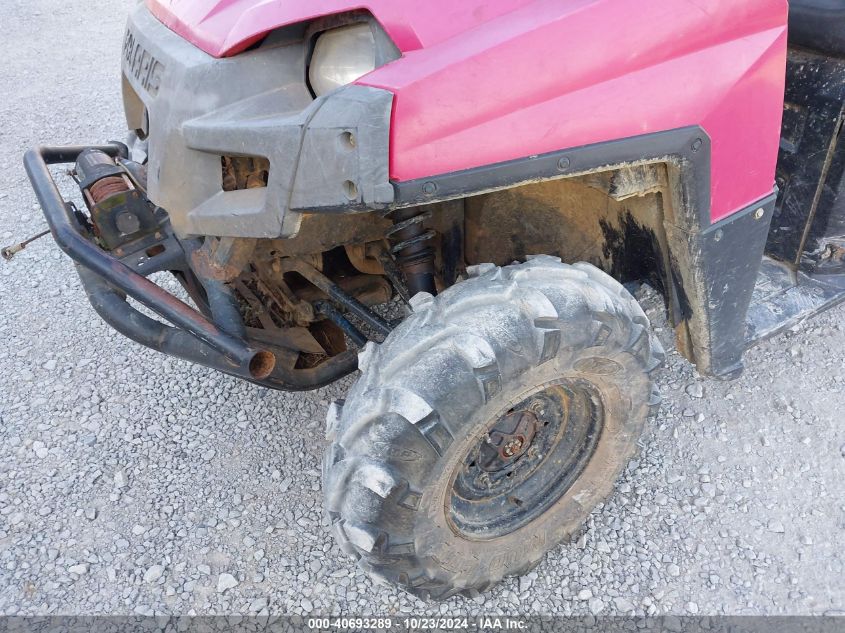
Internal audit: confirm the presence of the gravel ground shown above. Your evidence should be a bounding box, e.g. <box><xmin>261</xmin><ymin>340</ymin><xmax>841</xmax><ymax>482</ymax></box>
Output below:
<box><xmin>1</xmin><ymin>0</ymin><xmax>844</xmax><ymax>618</ymax></box>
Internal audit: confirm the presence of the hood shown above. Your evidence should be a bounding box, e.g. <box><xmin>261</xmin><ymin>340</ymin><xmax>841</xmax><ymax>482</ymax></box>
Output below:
<box><xmin>146</xmin><ymin>0</ymin><xmax>536</xmax><ymax>57</ymax></box>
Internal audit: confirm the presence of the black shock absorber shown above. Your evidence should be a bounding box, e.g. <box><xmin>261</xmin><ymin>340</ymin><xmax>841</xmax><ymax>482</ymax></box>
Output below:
<box><xmin>385</xmin><ymin>207</ymin><xmax>437</xmax><ymax>297</ymax></box>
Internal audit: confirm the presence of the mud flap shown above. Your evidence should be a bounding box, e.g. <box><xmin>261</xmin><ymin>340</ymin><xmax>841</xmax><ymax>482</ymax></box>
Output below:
<box><xmin>667</xmin><ymin>193</ymin><xmax>777</xmax><ymax>379</ymax></box>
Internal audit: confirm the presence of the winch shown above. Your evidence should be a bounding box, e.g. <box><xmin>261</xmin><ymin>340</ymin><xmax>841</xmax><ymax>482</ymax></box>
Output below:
<box><xmin>74</xmin><ymin>148</ymin><xmax>160</xmax><ymax>251</ymax></box>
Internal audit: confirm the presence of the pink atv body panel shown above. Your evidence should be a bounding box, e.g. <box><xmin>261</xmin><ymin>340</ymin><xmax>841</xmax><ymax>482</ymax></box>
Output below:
<box><xmin>146</xmin><ymin>0</ymin><xmax>535</xmax><ymax>55</ymax></box>
<box><xmin>147</xmin><ymin>0</ymin><xmax>788</xmax><ymax>224</ymax></box>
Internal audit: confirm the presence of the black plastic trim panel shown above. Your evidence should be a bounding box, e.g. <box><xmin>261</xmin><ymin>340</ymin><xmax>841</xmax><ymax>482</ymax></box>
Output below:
<box><xmin>393</xmin><ymin>126</ymin><xmax>713</xmax><ymax>233</ymax></box>
<box><xmin>677</xmin><ymin>190</ymin><xmax>778</xmax><ymax>378</ymax></box>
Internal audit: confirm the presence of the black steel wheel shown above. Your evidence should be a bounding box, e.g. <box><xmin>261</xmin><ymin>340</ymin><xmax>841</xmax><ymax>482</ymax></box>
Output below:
<box><xmin>448</xmin><ymin>379</ymin><xmax>604</xmax><ymax>540</ymax></box>
<box><xmin>323</xmin><ymin>256</ymin><xmax>664</xmax><ymax>599</ymax></box>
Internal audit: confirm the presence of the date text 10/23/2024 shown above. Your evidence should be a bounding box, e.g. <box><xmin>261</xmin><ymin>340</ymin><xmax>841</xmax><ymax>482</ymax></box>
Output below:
<box><xmin>307</xmin><ymin>617</ymin><xmax>529</xmax><ymax>630</ymax></box>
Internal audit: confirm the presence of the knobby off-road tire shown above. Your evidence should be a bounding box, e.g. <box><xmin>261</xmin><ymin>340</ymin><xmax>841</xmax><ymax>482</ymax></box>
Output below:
<box><xmin>323</xmin><ymin>256</ymin><xmax>664</xmax><ymax>599</ymax></box>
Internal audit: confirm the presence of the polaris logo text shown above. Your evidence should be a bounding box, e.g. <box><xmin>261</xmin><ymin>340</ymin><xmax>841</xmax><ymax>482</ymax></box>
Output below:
<box><xmin>123</xmin><ymin>28</ymin><xmax>164</xmax><ymax>97</ymax></box>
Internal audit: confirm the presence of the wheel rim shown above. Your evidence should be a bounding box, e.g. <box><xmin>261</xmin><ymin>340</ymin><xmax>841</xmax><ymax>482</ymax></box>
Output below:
<box><xmin>447</xmin><ymin>378</ymin><xmax>605</xmax><ymax>540</ymax></box>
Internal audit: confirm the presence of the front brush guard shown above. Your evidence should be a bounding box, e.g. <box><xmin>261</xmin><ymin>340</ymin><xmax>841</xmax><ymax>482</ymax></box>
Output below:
<box><xmin>23</xmin><ymin>144</ymin><xmax>277</xmax><ymax>381</ymax></box>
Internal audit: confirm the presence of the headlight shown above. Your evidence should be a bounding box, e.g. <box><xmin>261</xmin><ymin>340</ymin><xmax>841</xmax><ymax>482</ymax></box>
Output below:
<box><xmin>309</xmin><ymin>23</ymin><xmax>377</xmax><ymax>96</ymax></box>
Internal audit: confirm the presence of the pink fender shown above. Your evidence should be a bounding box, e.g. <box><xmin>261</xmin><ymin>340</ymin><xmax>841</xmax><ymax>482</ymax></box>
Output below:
<box><xmin>147</xmin><ymin>0</ymin><xmax>788</xmax><ymax>224</ymax></box>
<box><xmin>146</xmin><ymin>0</ymin><xmax>536</xmax><ymax>55</ymax></box>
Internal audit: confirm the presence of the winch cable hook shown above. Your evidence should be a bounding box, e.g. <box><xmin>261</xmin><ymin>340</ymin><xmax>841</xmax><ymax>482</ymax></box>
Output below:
<box><xmin>1</xmin><ymin>229</ymin><xmax>51</xmax><ymax>261</ymax></box>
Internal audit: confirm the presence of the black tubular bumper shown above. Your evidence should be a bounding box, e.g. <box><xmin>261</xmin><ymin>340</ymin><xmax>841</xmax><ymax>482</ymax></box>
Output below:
<box><xmin>23</xmin><ymin>145</ymin><xmax>276</xmax><ymax>381</ymax></box>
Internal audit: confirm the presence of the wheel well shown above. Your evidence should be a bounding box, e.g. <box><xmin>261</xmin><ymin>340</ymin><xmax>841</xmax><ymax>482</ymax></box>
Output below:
<box><xmin>451</xmin><ymin>163</ymin><xmax>684</xmax><ymax>332</ymax></box>
<box><xmin>462</xmin><ymin>165</ymin><xmax>671</xmax><ymax>291</ymax></box>
<box><xmin>238</xmin><ymin>154</ymin><xmax>766</xmax><ymax>380</ymax></box>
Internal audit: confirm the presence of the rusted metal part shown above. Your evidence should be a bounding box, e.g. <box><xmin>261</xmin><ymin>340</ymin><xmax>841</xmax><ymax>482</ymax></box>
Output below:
<box><xmin>315</xmin><ymin>301</ymin><xmax>368</xmax><ymax>347</ymax></box>
<box><xmin>75</xmin><ymin>150</ymin><xmax>163</xmax><ymax>252</ymax></box>
<box><xmin>22</xmin><ymin>143</ymin><xmax>366</xmax><ymax>390</ymax></box>
<box><xmin>87</xmin><ymin>186</ymin><xmax>161</xmax><ymax>251</ymax></box>
<box><xmin>24</xmin><ymin>144</ymin><xmax>275</xmax><ymax>381</ymax></box>
<box><xmin>306</xmin><ymin>320</ymin><xmax>348</xmax><ymax>361</ymax></box>
<box><xmin>184</xmin><ymin>238</ymin><xmax>248</xmax><ymax>338</ymax></box>
<box><xmin>255</xmin><ymin>213</ymin><xmax>392</xmax><ymax>260</ymax></box>
<box><xmin>88</xmin><ymin>175</ymin><xmax>131</xmax><ymax>202</ymax></box>
<box><xmin>190</xmin><ymin>236</ymin><xmax>257</xmax><ymax>282</ymax></box>
<box><xmin>233</xmin><ymin>279</ymin><xmax>326</xmax><ymax>354</ymax></box>
<box><xmin>294</xmin><ymin>274</ymin><xmax>393</xmax><ymax>308</ymax></box>
<box><xmin>377</xmin><ymin>250</ymin><xmax>411</xmax><ymax>304</ymax></box>
<box><xmin>1</xmin><ymin>230</ymin><xmax>50</xmax><ymax>261</ymax></box>
<box><xmin>233</xmin><ymin>279</ymin><xmax>277</xmax><ymax>331</ymax></box>
<box><xmin>78</xmin><ymin>263</ymin><xmax>276</xmax><ymax>381</ymax></box>
<box><xmin>344</xmin><ymin>242</ymin><xmax>387</xmax><ymax>275</ymax></box>
<box><xmin>221</xmin><ymin>155</ymin><xmax>270</xmax><ymax>192</ymax></box>
<box><xmin>481</xmin><ymin>409</ymin><xmax>539</xmax><ymax>471</ymax></box>
<box><xmin>340</xmin><ymin>275</ymin><xmax>392</xmax><ymax>307</ymax></box>
<box><xmin>281</xmin><ymin>257</ymin><xmax>393</xmax><ymax>338</ymax></box>
<box><xmin>255</xmin><ymin>326</ymin><xmax>327</xmax><ymax>355</ymax></box>
<box><xmin>248</xmin><ymin>349</ymin><xmax>276</xmax><ymax>379</ymax></box>
<box><xmin>254</xmin><ymin>268</ymin><xmax>314</xmax><ymax>326</ymax></box>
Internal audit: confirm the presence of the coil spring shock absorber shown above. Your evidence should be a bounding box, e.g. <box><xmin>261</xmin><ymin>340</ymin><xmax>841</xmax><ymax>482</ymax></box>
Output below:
<box><xmin>384</xmin><ymin>208</ymin><xmax>437</xmax><ymax>297</ymax></box>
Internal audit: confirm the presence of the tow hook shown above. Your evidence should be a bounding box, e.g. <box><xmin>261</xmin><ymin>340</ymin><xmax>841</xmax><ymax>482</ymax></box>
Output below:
<box><xmin>1</xmin><ymin>229</ymin><xmax>50</xmax><ymax>261</ymax></box>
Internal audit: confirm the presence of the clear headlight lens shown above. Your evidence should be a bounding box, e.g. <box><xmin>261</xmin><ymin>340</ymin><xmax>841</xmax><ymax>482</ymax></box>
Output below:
<box><xmin>309</xmin><ymin>23</ymin><xmax>377</xmax><ymax>96</ymax></box>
